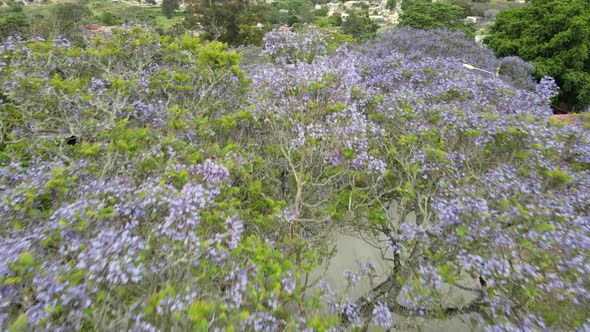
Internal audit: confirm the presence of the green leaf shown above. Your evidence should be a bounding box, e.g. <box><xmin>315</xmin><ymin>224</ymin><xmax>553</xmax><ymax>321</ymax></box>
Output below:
<box><xmin>456</xmin><ymin>225</ymin><xmax>468</xmax><ymax>237</ymax></box>
<box><xmin>17</xmin><ymin>252</ymin><xmax>35</xmax><ymax>267</ymax></box>
<box><xmin>9</xmin><ymin>313</ymin><xmax>28</xmax><ymax>332</ymax></box>
<box><xmin>437</xmin><ymin>263</ymin><xmax>456</xmax><ymax>283</ymax></box>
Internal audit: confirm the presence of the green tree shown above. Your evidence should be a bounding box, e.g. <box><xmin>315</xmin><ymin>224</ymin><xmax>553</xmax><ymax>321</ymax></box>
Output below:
<box><xmin>444</xmin><ymin>0</ymin><xmax>473</xmax><ymax>17</ymax></box>
<box><xmin>400</xmin><ymin>0</ymin><xmax>429</xmax><ymax>11</ymax></box>
<box><xmin>53</xmin><ymin>3</ymin><xmax>92</xmax><ymax>24</ymax></box>
<box><xmin>286</xmin><ymin>0</ymin><xmax>314</xmax><ymax>19</ymax></box>
<box><xmin>98</xmin><ymin>12</ymin><xmax>121</xmax><ymax>26</ymax></box>
<box><xmin>399</xmin><ymin>2</ymin><xmax>474</xmax><ymax>36</ymax></box>
<box><xmin>52</xmin><ymin>3</ymin><xmax>91</xmax><ymax>25</ymax></box>
<box><xmin>161</xmin><ymin>0</ymin><xmax>179</xmax><ymax>18</ymax></box>
<box><xmin>0</xmin><ymin>12</ymin><xmax>29</xmax><ymax>39</ymax></box>
<box><xmin>314</xmin><ymin>7</ymin><xmax>329</xmax><ymax>17</ymax></box>
<box><xmin>386</xmin><ymin>0</ymin><xmax>396</xmax><ymax>10</ymax></box>
<box><xmin>485</xmin><ymin>0</ymin><xmax>590</xmax><ymax>112</ymax></box>
<box><xmin>188</xmin><ymin>0</ymin><xmax>270</xmax><ymax>46</ymax></box>
<box><xmin>269</xmin><ymin>10</ymin><xmax>289</xmax><ymax>25</ymax></box>
<box><xmin>287</xmin><ymin>14</ymin><xmax>299</xmax><ymax>26</ymax></box>
<box><xmin>237</xmin><ymin>24</ymin><xmax>266</xmax><ymax>46</ymax></box>
<box><xmin>341</xmin><ymin>11</ymin><xmax>378</xmax><ymax>41</ymax></box>
<box><xmin>328</xmin><ymin>13</ymin><xmax>343</xmax><ymax>26</ymax></box>
<box><xmin>44</xmin><ymin>3</ymin><xmax>91</xmax><ymax>44</ymax></box>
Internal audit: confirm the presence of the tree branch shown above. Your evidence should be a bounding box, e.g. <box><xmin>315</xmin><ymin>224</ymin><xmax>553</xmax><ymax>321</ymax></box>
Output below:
<box><xmin>387</xmin><ymin>299</ymin><xmax>488</xmax><ymax>318</ymax></box>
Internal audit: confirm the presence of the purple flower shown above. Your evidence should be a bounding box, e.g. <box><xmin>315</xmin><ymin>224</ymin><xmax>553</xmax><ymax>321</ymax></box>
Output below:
<box><xmin>281</xmin><ymin>273</ymin><xmax>296</xmax><ymax>295</ymax></box>
<box><xmin>372</xmin><ymin>301</ymin><xmax>392</xmax><ymax>328</ymax></box>
<box><xmin>196</xmin><ymin>159</ymin><xmax>231</xmax><ymax>186</ymax></box>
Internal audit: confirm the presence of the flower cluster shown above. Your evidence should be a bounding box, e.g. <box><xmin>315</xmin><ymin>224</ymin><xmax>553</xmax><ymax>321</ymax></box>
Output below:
<box><xmin>262</xmin><ymin>27</ymin><xmax>330</xmax><ymax>65</ymax></box>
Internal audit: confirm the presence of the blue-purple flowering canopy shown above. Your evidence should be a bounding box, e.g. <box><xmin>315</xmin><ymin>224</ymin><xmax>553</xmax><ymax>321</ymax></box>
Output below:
<box><xmin>0</xmin><ymin>26</ymin><xmax>589</xmax><ymax>331</ymax></box>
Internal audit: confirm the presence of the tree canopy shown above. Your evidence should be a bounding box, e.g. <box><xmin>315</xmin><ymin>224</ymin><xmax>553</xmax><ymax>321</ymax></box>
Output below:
<box><xmin>161</xmin><ymin>0</ymin><xmax>179</xmax><ymax>18</ymax></box>
<box><xmin>399</xmin><ymin>1</ymin><xmax>474</xmax><ymax>37</ymax></box>
<box><xmin>485</xmin><ymin>0</ymin><xmax>590</xmax><ymax>112</ymax></box>
<box><xmin>187</xmin><ymin>0</ymin><xmax>270</xmax><ymax>46</ymax></box>
<box><xmin>400</xmin><ymin>0</ymin><xmax>430</xmax><ymax>11</ymax></box>
<box><xmin>340</xmin><ymin>10</ymin><xmax>379</xmax><ymax>41</ymax></box>
<box><xmin>0</xmin><ymin>26</ymin><xmax>589</xmax><ymax>332</ymax></box>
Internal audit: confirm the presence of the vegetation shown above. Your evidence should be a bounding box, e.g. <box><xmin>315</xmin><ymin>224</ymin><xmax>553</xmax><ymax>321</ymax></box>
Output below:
<box><xmin>340</xmin><ymin>10</ymin><xmax>378</xmax><ymax>41</ymax></box>
<box><xmin>400</xmin><ymin>0</ymin><xmax>430</xmax><ymax>11</ymax></box>
<box><xmin>399</xmin><ymin>1</ymin><xmax>475</xmax><ymax>37</ymax></box>
<box><xmin>161</xmin><ymin>0</ymin><xmax>179</xmax><ymax>19</ymax></box>
<box><xmin>0</xmin><ymin>0</ymin><xmax>588</xmax><ymax>331</ymax></box>
<box><xmin>0</xmin><ymin>6</ymin><xmax>29</xmax><ymax>39</ymax></box>
<box><xmin>386</xmin><ymin>0</ymin><xmax>396</xmax><ymax>10</ymax></box>
<box><xmin>486</xmin><ymin>0</ymin><xmax>590</xmax><ymax>112</ymax></box>
<box><xmin>0</xmin><ymin>25</ymin><xmax>589</xmax><ymax>331</ymax></box>
<box><xmin>186</xmin><ymin>0</ymin><xmax>271</xmax><ymax>46</ymax></box>
<box><xmin>0</xmin><ymin>0</ymin><xmax>184</xmax><ymax>41</ymax></box>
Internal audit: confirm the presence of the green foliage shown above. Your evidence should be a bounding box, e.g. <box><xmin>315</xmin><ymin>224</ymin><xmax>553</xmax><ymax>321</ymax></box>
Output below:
<box><xmin>341</xmin><ymin>11</ymin><xmax>378</xmax><ymax>41</ymax></box>
<box><xmin>400</xmin><ymin>0</ymin><xmax>429</xmax><ymax>11</ymax></box>
<box><xmin>196</xmin><ymin>40</ymin><xmax>241</xmax><ymax>68</ymax></box>
<box><xmin>272</xmin><ymin>0</ymin><xmax>315</xmax><ymax>24</ymax></box>
<box><xmin>486</xmin><ymin>0</ymin><xmax>590</xmax><ymax>111</ymax></box>
<box><xmin>51</xmin><ymin>3</ymin><xmax>91</xmax><ymax>26</ymax></box>
<box><xmin>2</xmin><ymin>17</ymin><xmax>589</xmax><ymax>332</ymax></box>
<box><xmin>326</xmin><ymin>29</ymin><xmax>353</xmax><ymax>51</ymax></box>
<box><xmin>98</xmin><ymin>11</ymin><xmax>121</xmax><ymax>26</ymax></box>
<box><xmin>328</xmin><ymin>13</ymin><xmax>342</xmax><ymax>26</ymax></box>
<box><xmin>399</xmin><ymin>1</ymin><xmax>475</xmax><ymax>37</ymax></box>
<box><xmin>82</xmin><ymin>1</ymin><xmax>183</xmax><ymax>29</ymax></box>
<box><xmin>0</xmin><ymin>11</ymin><xmax>29</xmax><ymax>39</ymax></box>
<box><xmin>314</xmin><ymin>7</ymin><xmax>329</xmax><ymax>17</ymax></box>
<box><xmin>8</xmin><ymin>313</ymin><xmax>27</xmax><ymax>332</ymax></box>
<box><xmin>269</xmin><ymin>10</ymin><xmax>290</xmax><ymax>25</ymax></box>
<box><xmin>19</xmin><ymin>3</ymin><xmax>92</xmax><ymax>44</ymax></box>
<box><xmin>288</xmin><ymin>15</ymin><xmax>300</xmax><ymax>27</ymax></box>
<box><xmin>237</xmin><ymin>24</ymin><xmax>266</xmax><ymax>46</ymax></box>
<box><xmin>188</xmin><ymin>0</ymin><xmax>270</xmax><ymax>46</ymax></box>
<box><xmin>443</xmin><ymin>0</ymin><xmax>474</xmax><ymax>17</ymax></box>
<box><xmin>529</xmin><ymin>299</ymin><xmax>589</xmax><ymax>329</ymax></box>
<box><xmin>386</xmin><ymin>0</ymin><xmax>396</xmax><ymax>10</ymax></box>
<box><xmin>161</xmin><ymin>0</ymin><xmax>179</xmax><ymax>19</ymax></box>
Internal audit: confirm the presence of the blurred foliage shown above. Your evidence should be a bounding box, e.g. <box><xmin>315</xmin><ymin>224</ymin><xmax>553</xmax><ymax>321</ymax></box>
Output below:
<box><xmin>161</xmin><ymin>0</ymin><xmax>179</xmax><ymax>19</ymax></box>
<box><xmin>186</xmin><ymin>0</ymin><xmax>271</xmax><ymax>46</ymax></box>
<box><xmin>399</xmin><ymin>1</ymin><xmax>475</xmax><ymax>38</ymax></box>
<box><xmin>341</xmin><ymin>10</ymin><xmax>378</xmax><ymax>41</ymax></box>
<box><xmin>486</xmin><ymin>0</ymin><xmax>590</xmax><ymax>112</ymax></box>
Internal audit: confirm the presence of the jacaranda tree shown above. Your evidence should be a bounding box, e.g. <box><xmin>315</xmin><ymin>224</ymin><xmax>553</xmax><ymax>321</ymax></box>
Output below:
<box><xmin>0</xmin><ymin>26</ymin><xmax>589</xmax><ymax>331</ymax></box>
<box><xmin>255</xmin><ymin>27</ymin><xmax>590</xmax><ymax>330</ymax></box>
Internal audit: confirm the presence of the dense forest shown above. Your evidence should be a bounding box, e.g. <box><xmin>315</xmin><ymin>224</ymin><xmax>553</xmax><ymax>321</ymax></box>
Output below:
<box><xmin>0</xmin><ymin>0</ymin><xmax>589</xmax><ymax>331</ymax></box>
